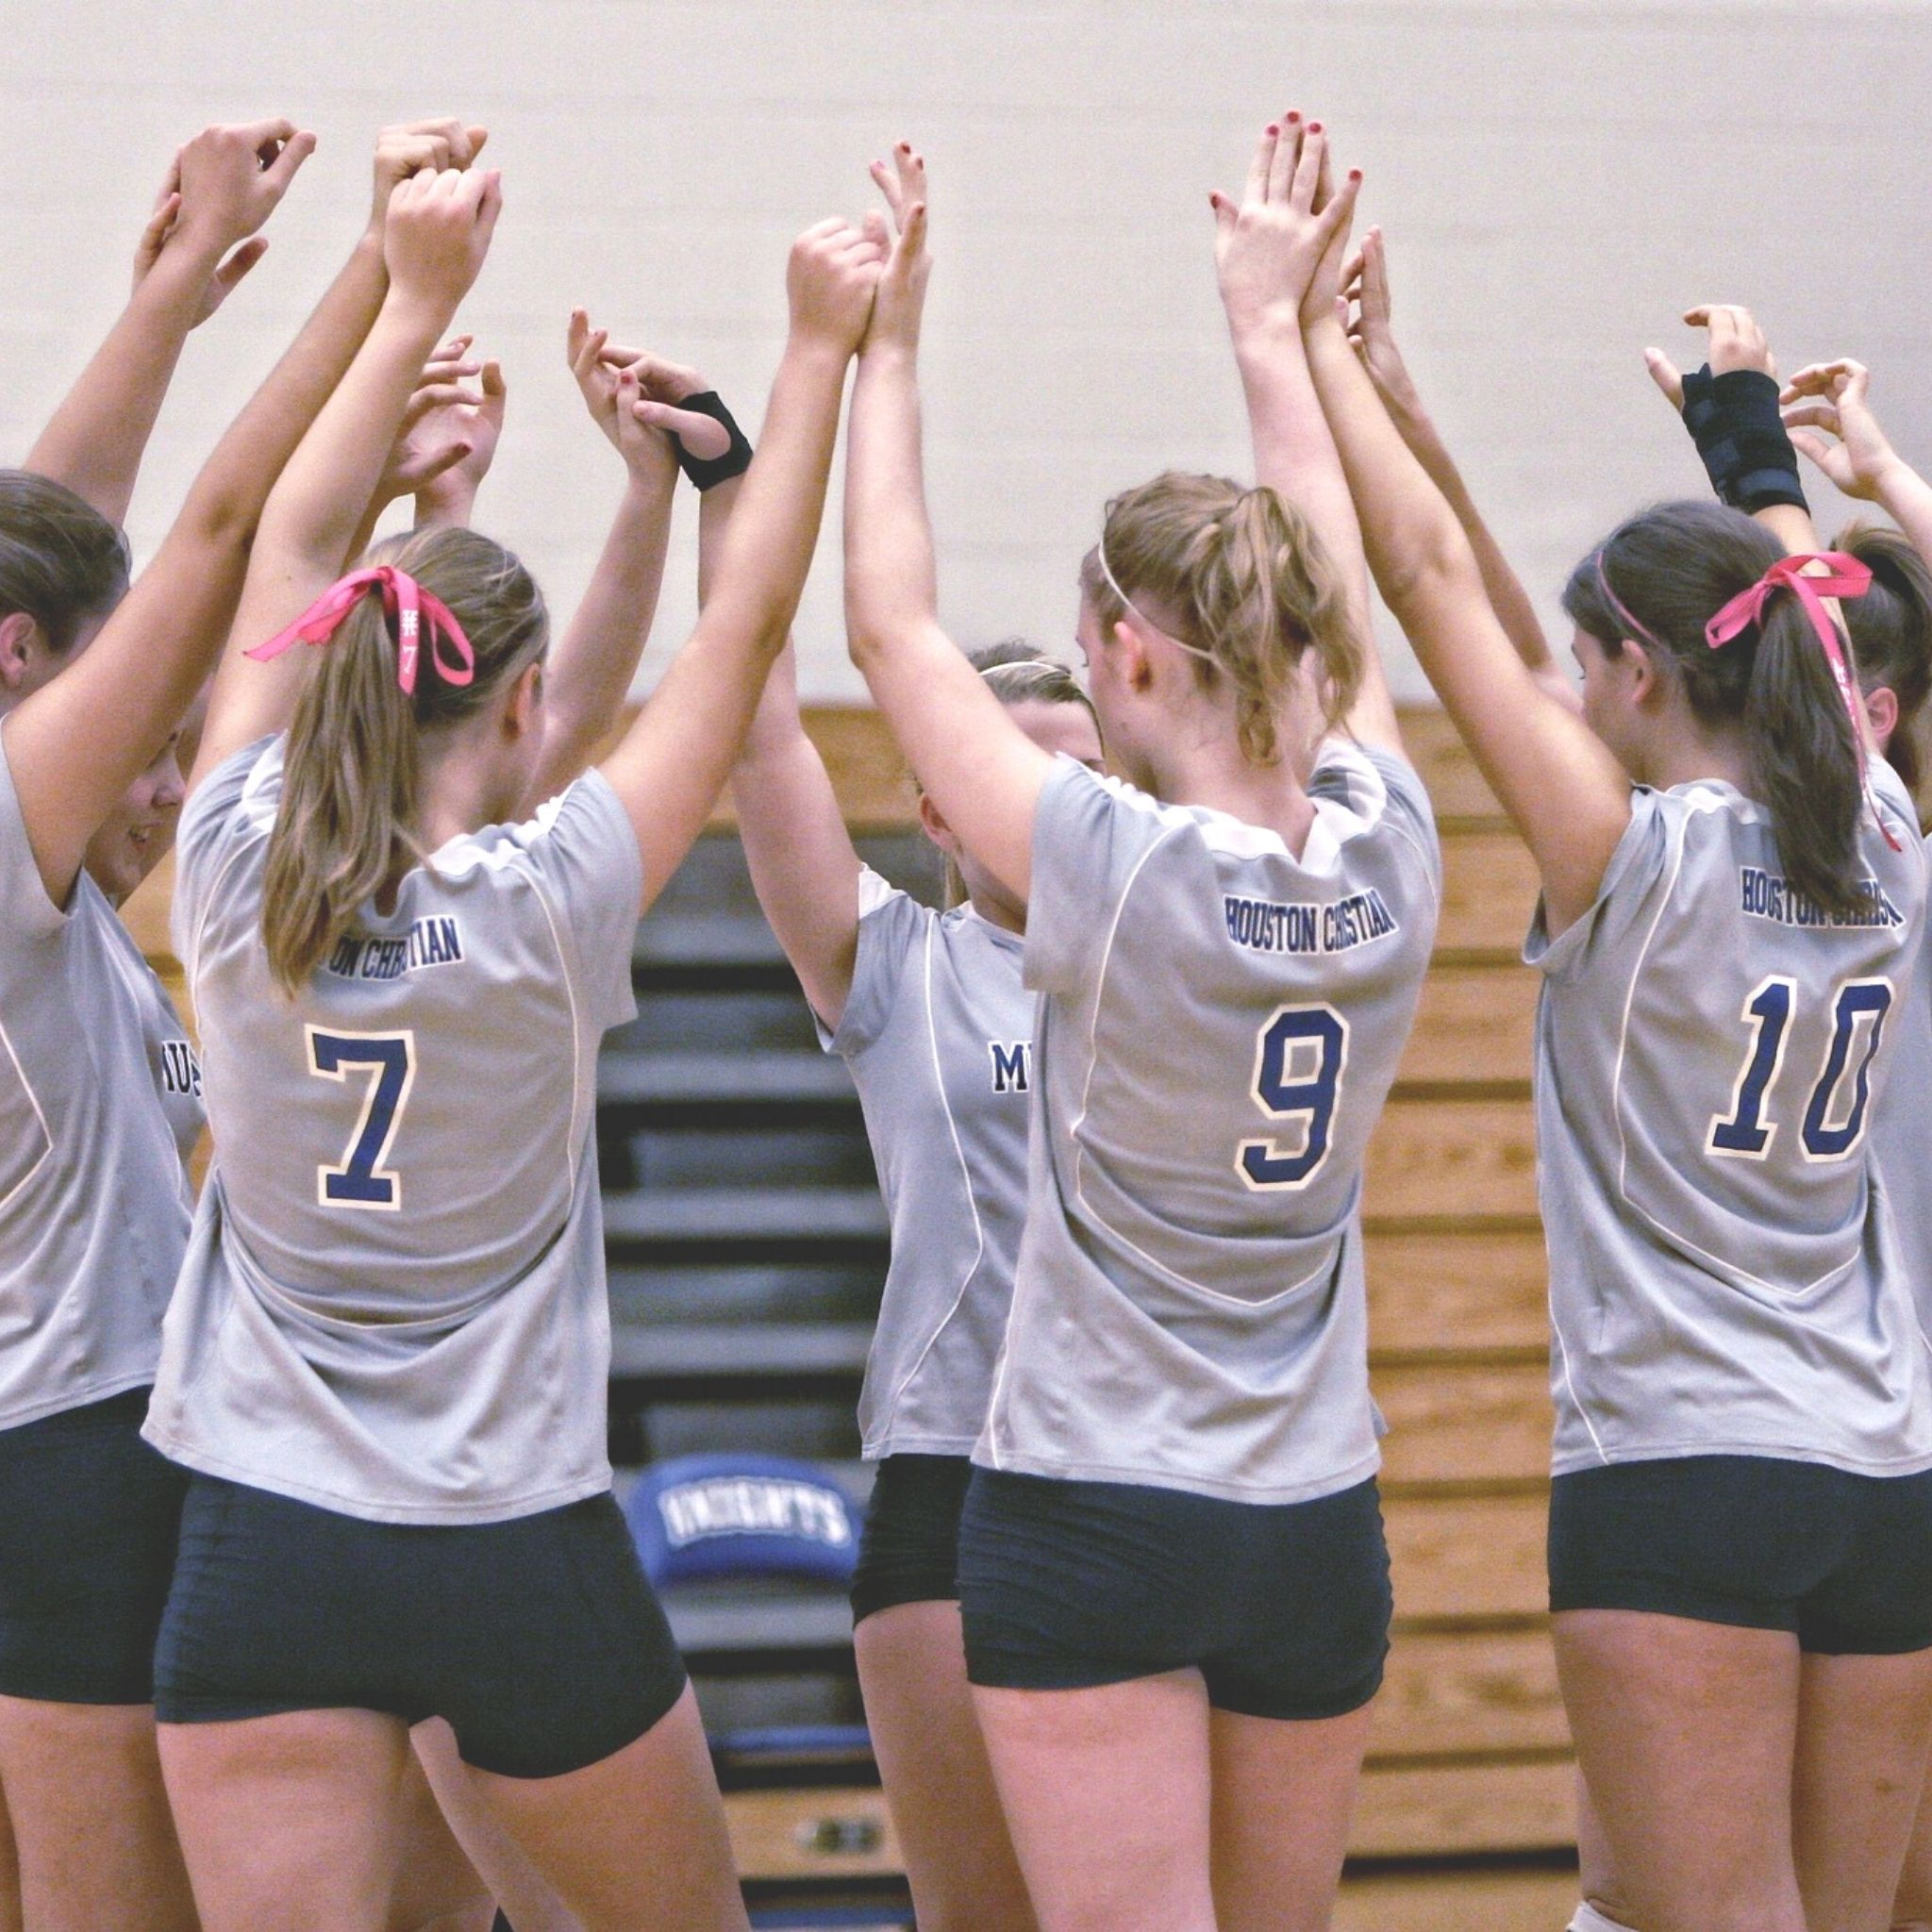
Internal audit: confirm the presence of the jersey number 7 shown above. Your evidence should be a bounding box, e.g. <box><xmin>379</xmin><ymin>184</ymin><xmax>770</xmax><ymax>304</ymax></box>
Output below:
<box><xmin>306</xmin><ymin>1028</ymin><xmax>417</xmax><ymax>1209</ymax></box>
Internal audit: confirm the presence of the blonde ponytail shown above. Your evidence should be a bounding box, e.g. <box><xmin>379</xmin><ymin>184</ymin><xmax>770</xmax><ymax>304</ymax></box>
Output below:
<box><xmin>260</xmin><ymin>525</ymin><xmax>548</xmax><ymax>993</ymax></box>
<box><xmin>1081</xmin><ymin>472</ymin><xmax>1359</xmax><ymax>766</ymax></box>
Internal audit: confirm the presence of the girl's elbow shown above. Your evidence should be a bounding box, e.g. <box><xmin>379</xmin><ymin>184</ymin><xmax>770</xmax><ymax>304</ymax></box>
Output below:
<box><xmin>180</xmin><ymin>483</ymin><xmax>260</xmax><ymax>559</ymax></box>
<box><xmin>1377</xmin><ymin>537</ymin><xmax>1479</xmax><ymax>616</ymax></box>
<box><xmin>842</xmin><ymin>596</ymin><xmax>892</xmax><ymax>668</ymax></box>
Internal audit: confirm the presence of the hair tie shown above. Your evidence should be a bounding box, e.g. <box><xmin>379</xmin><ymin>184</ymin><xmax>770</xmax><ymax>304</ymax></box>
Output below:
<box><xmin>1094</xmin><ymin>534</ymin><xmax>1215</xmax><ymax>664</ymax></box>
<box><xmin>246</xmin><ymin>565</ymin><xmax>475</xmax><ymax>698</ymax></box>
<box><xmin>1705</xmin><ymin>551</ymin><xmax>1897</xmax><ymax>851</ymax></box>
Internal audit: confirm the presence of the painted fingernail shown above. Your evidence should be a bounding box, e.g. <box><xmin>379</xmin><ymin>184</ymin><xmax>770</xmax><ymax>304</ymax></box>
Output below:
<box><xmin>1349</xmin><ymin>168</ymin><xmax>1362</xmax><ymax>181</ymax></box>
<box><xmin>1308</xmin><ymin>121</ymin><xmax>1323</xmax><ymax>133</ymax></box>
<box><xmin>1266</xmin><ymin>123</ymin><xmax>1279</xmax><ymax>136</ymax></box>
<box><xmin>1286</xmin><ymin>110</ymin><xmax>1300</xmax><ymax>123</ymax></box>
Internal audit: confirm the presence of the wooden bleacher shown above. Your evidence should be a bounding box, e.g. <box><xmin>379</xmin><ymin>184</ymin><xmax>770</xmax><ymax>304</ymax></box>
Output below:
<box><xmin>122</xmin><ymin>704</ymin><xmax>1576</xmax><ymax>1928</ymax></box>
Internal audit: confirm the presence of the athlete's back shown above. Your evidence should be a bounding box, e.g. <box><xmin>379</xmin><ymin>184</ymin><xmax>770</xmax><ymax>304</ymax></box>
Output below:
<box><xmin>146</xmin><ymin>736</ymin><xmax>641</xmax><ymax>1521</ymax></box>
<box><xmin>981</xmin><ymin>739</ymin><xmax>1440</xmax><ymax>1501</ymax></box>
<box><xmin>827</xmin><ymin>873</ymin><xmax>1036</xmax><ymax>1458</ymax></box>
<box><xmin>1531</xmin><ymin>762</ymin><xmax>1932</xmax><ymax>1474</ymax></box>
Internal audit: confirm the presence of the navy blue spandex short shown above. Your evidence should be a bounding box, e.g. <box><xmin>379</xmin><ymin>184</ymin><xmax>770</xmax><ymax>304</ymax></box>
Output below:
<box><xmin>958</xmin><ymin>1467</ymin><xmax>1391</xmax><ymax>1721</ymax></box>
<box><xmin>1550</xmin><ymin>1455</ymin><xmax>1932</xmax><ymax>1654</ymax></box>
<box><xmin>0</xmin><ymin>1387</ymin><xmax>186</xmax><ymax>1704</ymax></box>
<box><xmin>850</xmin><ymin>1453</ymin><xmax>973</xmax><ymax>1625</ymax></box>
<box><xmin>153</xmin><ymin>1473</ymin><xmax>688</xmax><ymax>1777</ymax></box>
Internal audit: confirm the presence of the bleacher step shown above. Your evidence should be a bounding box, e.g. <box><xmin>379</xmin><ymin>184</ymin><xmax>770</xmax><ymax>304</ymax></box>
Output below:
<box><xmin>610</xmin><ymin>1321</ymin><xmax>873</xmax><ymax>1380</ymax></box>
<box><xmin>604</xmin><ymin>1187</ymin><xmax>890</xmax><ymax>1245</ymax></box>
<box><xmin>601</xmin><ymin>1050</ymin><xmax>854</xmax><ymax>1107</ymax></box>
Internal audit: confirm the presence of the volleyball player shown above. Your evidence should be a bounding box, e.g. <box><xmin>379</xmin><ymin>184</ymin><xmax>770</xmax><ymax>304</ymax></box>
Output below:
<box><xmin>1776</xmin><ymin>358</ymin><xmax>1932</xmax><ymax>1932</ymax></box>
<box><xmin>1340</xmin><ymin>224</ymin><xmax>1932</xmax><ymax>1926</ymax></box>
<box><xmin>840</xmin><ymin>128</ymin><xmax>1438</xmax><ymax>1932</ymax></box>
<box><xmin>1305</xmin><ymin>116</ymin><xmax>1932</xmax><ymax>1918</ymax></box>
<box><xmin>0</xmin><ymin>112</ymin><xmax>441</xmax><ymax>1931</ymax></box>
<box><xmin>140</xmin><ymin>161</ymin><xmax>883</xmax><ymax>1929</ymax></box>
<box><xmin>729</xmin><ymin>618</ymin><xmax>1099</xmax><ymax>1929</ymax></box>
<box><xmin>1574</xmin><ymin>351</ymin><xmax>1932</xmax><ymax>1932</ymax></box>
<box><xmin>366</xmin><ymin>311</ymin><xmax>736</xmax><ymax>1932</ymax></box>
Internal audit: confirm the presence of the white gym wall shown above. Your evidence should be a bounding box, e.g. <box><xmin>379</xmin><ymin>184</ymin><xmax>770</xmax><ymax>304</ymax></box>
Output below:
<box><xmin>0</xmin><ymin>0</ymin><xmax>1924</xmax><ymax>700</ymax></box>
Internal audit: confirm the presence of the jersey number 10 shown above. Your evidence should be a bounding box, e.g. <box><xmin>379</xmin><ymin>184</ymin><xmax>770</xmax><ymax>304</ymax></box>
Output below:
<box><xmin>1707</xmin><ymin>976</ymin><xmax>1892</xmax><ymax>1162</ymax></box>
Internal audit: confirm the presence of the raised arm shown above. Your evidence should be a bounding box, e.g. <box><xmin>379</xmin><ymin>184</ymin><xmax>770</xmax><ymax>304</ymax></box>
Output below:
<box><xmin>25</xmin><ymin>123</ymin><xmax>312</xmax><ymax>525</ymax></box>
<box><xmin>598</xmin><ymin>216</ymin><xmax>882</xmax><ymax>909</ymax></box>
<box><xmin>1339</xmin><ymin>225</ymin><xmax>1572</xmax><ymax>709</ymax></box>
<box><xmin>1212</xmin><ymin>115</ymin><xmax>1397</xmax><ymax>754</ymax></box>
<box><xmin>344</xmin><ymin>333</ymin><xmax>491</xmax><ymax>559</ymax></box>
<box><xmin>1</xmin><ymin>119</ymin><xmax>373</xmax><ymax>908</ymax></box>
<box><xmin>728</xmin><ymin>633</ymin><xmax>865</xmax><ymax>1025</ymax></box>
<box><xmin>520</xmin><ymin>323</ymin><xmax>726</xmax><ymax>805</ymax></box>
<box><xmin>192</xmin><ymin>161</ymin><xmax>502</xmax><ymax>788</ymax></box>
<box><xmin>843</xmin><ymin>147</ymin><xmax>1049</xmax><ymax>904</ymax></box>
<box><xmin>1644</xmin><ymin>305</ymin><xmax>1825</xmax><ymax>558</ymax></box>
<box><xmin>1641</xmin><ymin>306</ymin><xmax>1881</xmax><ymax>760</ymax></box>
<box><xmin>412</xmin><ymin>339</ymin><xmax>504</xmax><ymax>531</ymax></box>
<box><xmin>1298</xmin><ymin>132</ymin><xmax>1627</xmax><ymax>929</ymax></box>
<box><xmin>1781</xmin><ymin>358</ymin><xmax>1932</xmax><ymax>568</ymax></box>
<box><xmin>690</xmin><ymin>405</ymin><xmax>864</xmax><ymax>1025</ymax></box>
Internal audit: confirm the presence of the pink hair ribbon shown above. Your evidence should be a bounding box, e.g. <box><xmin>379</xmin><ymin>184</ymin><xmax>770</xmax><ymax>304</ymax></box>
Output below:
<box><xmin>245</xmin><ymin>566</ymin><xmax>475</xmax><ymax>698</ymax></box>
<box><xmin>1705</xmin><ymin>551</ymin><xmax>1897</xmax><ymax>851</ymax></box>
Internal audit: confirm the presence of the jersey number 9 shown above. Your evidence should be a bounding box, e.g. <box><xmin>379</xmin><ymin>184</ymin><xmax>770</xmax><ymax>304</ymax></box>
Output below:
<box><xmin>1238</xmin><ymin>1003</ymin><xmax>1349</xmax><ymax>1191</ymax></box>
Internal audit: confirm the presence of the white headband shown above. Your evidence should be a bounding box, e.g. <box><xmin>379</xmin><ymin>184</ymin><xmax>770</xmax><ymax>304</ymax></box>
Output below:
<box><xmin>1095</xmin><ymin>535</ymin><xmax>1216</xmax><ymax>663</ymax></box>
<box><xmin>980</xmin><ymin>658</ymin><xmax>1069</xmax><ymax>678</ymax></box>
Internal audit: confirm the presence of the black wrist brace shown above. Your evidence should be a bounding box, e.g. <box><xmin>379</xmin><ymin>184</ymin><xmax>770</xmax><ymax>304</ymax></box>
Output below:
<box><xmin>1679</xmin><ymin>365</ymin><xmax>1807</xmax><ymax>515</ymax></box>
<box><xmin>672</xmin><ymin>391</ymin><xmax>754</xmax><ymax>491</ymax></box>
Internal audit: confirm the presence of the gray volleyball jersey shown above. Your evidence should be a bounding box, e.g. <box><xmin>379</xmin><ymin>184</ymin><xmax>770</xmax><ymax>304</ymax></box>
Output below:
<box><xmin>978</xmin><ymin>743</ymin><xmax>1440</xmax><ymax>1504</ymax></box>
<box><xmin>1526</xmin><ymin>765</ymin><xmax>1932</xmax><ymax>1476</ymax></box>
<box><xmin>143</xmin><ymin>738</ymin><xmax>641</xmax><ymax>1524</ymax></box>
<box><xmin>0</xmin><ymin>723</ymin><xmax>201</xmax><ymax>1429</ymax></box>
<box><xmin>1872</xmin><ymin>831</ymin><xmax>1932</xmax><ymax>1332</ymax></box>
<box><xmin>821</xmin><ymin>869</ymin><xmax>1032</xmax><ymax>1458</ymax></box>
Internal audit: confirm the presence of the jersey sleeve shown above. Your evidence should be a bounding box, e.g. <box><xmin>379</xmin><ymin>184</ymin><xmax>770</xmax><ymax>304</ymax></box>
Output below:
<box><xmin>172</xmin><ymin>737</ymin><xmax>282</xmax><ymax>974</ymax></box>
<box><xmin>518</xmin><ymin>770</ymin><xmax>645</xmax><ymax>1033</ymax></box>
<box><xmin>1024</xmin><ymin>757</ymin><xmax>1181</xmax><ymax>998</ymax></box>
<box><xmin>0</xmin><ymin>719</ymin><xmax>68</xmax><ymax>946</ymax></box>
<box><xmin>820</xmin><ymin>867</ymin><xmax>927</xmax><ymax>1058</ymax></box>
<box><xmin>1872</xmin><ymin>758</ymin><xmax>1927</xmax><ymax>862</ymax></box>
<box><xmin>1311</xmin><ymin>739</ymin><xmax>1442</xmax><ymax>897</ymax></box>
<box><xmin>1524</xmin><ymin>788</ymin><xmax>1666</xmax><ymax>981</ymax></box>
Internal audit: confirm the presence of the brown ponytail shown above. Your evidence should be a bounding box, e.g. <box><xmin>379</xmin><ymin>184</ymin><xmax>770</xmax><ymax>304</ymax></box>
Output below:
<box><xmin>1079</xmin><ymin>471</ymin><xmax>1359</xmax><ymax>767</ymax></box>
<box><xmin>260</xmin><ymin>525</ymin><xmax>547</xmax><ymax>992</ymax></box>
<box><xmin>1562</xmin><ymin>500</ymin><xmax>1867</xmax><ymax>918</ymax></box>
<box><xmin>1839</xmin><ymin>522</ymin><xmax>1932</xmax><ymax>814</ymax></box>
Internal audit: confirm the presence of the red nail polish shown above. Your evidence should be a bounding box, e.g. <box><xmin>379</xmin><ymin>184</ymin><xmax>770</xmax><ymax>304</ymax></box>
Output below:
<box><xmin>1266</xmin><ymin>123</ymin><xmax>1279</xmax><ymax>136</ymax></box>
<box><xmin>1349</xmin><ymin>168</ymin><xmax>1362</xmax><ymax>181</ymax></box>
<box><xmin>1308</xmin><ymin>121</ymin><xmax>1323</xmax><ymax>133</ymax></box>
